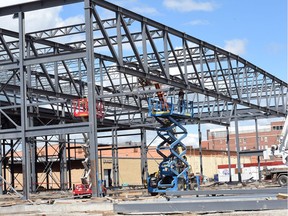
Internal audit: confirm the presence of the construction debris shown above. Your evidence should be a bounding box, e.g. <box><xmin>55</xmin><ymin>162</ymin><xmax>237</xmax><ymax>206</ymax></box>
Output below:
<box><xmin>276</xmin><ymin>193</ymin><xmax>288</xmax><ymax>200</ymax></box>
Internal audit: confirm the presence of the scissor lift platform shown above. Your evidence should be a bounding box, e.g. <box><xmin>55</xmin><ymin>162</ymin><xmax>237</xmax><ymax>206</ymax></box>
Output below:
<box><xmin>147</xmin><ymin>97</ymin><xmax>194</xmax><ymax>195</ymax></box>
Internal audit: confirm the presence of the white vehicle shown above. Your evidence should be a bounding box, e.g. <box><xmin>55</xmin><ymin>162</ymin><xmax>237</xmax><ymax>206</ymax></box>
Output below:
<box><xmin>263</xmin><ymin>118</ymin><xmax>288</xmax><ymax>186</ymax></box>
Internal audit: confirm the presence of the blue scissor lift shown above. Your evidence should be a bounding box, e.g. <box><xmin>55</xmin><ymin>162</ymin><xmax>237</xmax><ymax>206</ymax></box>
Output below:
<box><xmin>147</xmin><ymin>96</ymin><xmax>194</xmax><ymax>195</ymax></box>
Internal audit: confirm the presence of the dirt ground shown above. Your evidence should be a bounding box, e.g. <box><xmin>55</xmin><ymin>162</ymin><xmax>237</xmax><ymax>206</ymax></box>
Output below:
<box><xmin>0</xmin><ymin>182</ymin><xmax>287</xmax><ymax>216</ymax></box>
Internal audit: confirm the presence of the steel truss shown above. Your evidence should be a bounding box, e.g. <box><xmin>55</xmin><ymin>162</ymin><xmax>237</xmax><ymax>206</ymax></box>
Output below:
<box><xmin>0</xmin><ymin>0</ymin><xmax>287</xmax><ymax>199</ymax></box>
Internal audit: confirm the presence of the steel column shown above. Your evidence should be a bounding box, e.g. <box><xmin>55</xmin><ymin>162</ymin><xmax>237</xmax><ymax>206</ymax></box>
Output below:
<box><xmin>140</xmin><ymin>117</ymin><xmax>148</xmax><ymax>186</ymax></box>
<box><xmin>100</xmin><ymin>150</ymin><xmax>103</xmax><ymax>182</ymax></box>
<box><xmin>198</xmin><ymin>123</ymin><xmax>203</xmax><ymax>176</ymax></box>
<box><xmin>0</xmin><ymin>140</ymin><xmax>2</xmax><ymax>194</ymax></box>
<box><xmin>30</xmin><ymin>140</ymin><xmax>37</xmax><ymax>193</ymax></box>
<box><xmin>18</xmin><ymin>11</ymin><xmax>31</xmax><ymax>199</ymax></box>
<box><xmin>60</xmin><ymin>95</ymin><xmax>68</xmax><ymax>190</ymax></box>
<box><xmin>27</xmin><ymin>40</ymin><xmax>37</xmax><ymax>193</ymax></box>
<box><xmin>3</xmin><ymin>142</ymin><xmax>6</xmax><ymax>192</ymax></box>
<box><xmin>226</xmin><ymin>126</ymin><xmax>232</xmax><ymax>182</ymax></box>
<box><xmin>85</xmin><ymin>0</ymin><xmax>99</xmax><ymax>197</ymax></box>
<box><xmin>112</xmin><ymin>129</ymin><xmax>119</xmax><ymax>187</ymax></box>
<box><xmin>45</xmin><ymin>136</ymin><xmax>49</xmax><ymax>190</ymax></box>
<box><xmin>9</xmin><ymin>140</ymin><xmax>14</xmax><ymax>190</ymax></box>
<box><xmin>112</xmin><ymin>129</ymin><xmax>116</xmax><ymax>186</ymax></box>
<box><xmin>59</xmin><ymin>135</ymin><xmax>67</xmax><ymax>190</ymax></box>
<box><xmin>255</xmin><ymin>118</ymin><xmax>261</xmax><ymax>181</ymax></box>
<box><xmin>67</xmin><ymin>135</ymin><xmax>72</xmax><ymax>189</ymax></box>
<box><xmin>234</xmin><ymin>107</ymin><xmax>242</xmax><ymax>182</ymax></box>
<box><xmin>115</xmin><ymin>131</ymin><xmax>119</xmax><ymax>187</ymax></box>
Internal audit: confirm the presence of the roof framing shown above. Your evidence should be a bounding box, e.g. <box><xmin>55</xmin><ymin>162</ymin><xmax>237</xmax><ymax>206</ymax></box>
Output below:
<box><xmin>0</xmin><ymin>0</ymin><xmax>287</xmax><ymax>132</ymax></box>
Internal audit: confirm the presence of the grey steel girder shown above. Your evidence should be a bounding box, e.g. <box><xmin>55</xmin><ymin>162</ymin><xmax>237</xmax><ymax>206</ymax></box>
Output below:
<box><xmin>28</xmin><ymin>17</ymin><xmax>134</xmax><ymax>40</ymax></box>
<box><xmin>0</xmin><ymin>0</ymin><xmax>287</xmax><ymax>127</ymax></box>
<box><xmin>0</xmin><ymin>0</ymin><xmax>287</xmax><ymax>201</ymax></box>
<box><xmin>0</xmin><ymin>0</ymin><xmax>82</xmax><ymax>17</ymax></box>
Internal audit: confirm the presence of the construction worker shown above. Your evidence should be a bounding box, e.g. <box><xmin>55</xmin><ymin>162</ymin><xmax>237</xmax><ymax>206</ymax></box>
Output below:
<box><xmin>178</xmin><ymin>89</ymin><xmax>184</xmax><ymax>112</ymax></box>
<box><xmin>155</xmin><ymin>83</ymin><xmax>169</xmax><ymax>111</ymax></box>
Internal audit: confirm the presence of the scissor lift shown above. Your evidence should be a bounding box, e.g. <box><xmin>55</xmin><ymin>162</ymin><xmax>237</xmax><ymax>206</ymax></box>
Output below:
<box><xmin>147</xmin><ymin>96</ymin><xmax>193</xmax><ymax>195</ymax></box>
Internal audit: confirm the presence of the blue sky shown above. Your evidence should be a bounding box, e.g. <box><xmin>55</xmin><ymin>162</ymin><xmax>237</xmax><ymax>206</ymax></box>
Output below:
<box><xmin>126</xmin><ymin>0</ymin><xmax>287</xmax><ymax>82</ymax></box>
<box><xmin>113</xmin><ymin>0</ymin><xmax>287</xmax><ymax>82</ymax></box>
<box><xmin>61</xmin><ymin>0</ymin><xmax>287</xmax><ymax>82</ymax></box>
<box><xmin>0</xmin><ymin>0</ymin><xmax>286</xmax><ymax>145</ymax></box>
<box><xmin>1</xmin><ymin>0</ymin><xmax>287</xmax><ymax>81</ymax></box>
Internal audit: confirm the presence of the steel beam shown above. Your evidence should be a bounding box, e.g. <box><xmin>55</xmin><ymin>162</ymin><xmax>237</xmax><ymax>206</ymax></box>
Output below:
<box><xmin>0</xmin><ymin>0</ymin><xmax>82</xmax><ymax>16</ymax></box>
<box><xmin>166</xmin><ymin>187</ymin><xmax>288</xmax><ymax>196</ymax></box>
<box><xmin>114</xmin><ymin>200</ymin><xmax>287</xmax><ymax>214</ymax></box>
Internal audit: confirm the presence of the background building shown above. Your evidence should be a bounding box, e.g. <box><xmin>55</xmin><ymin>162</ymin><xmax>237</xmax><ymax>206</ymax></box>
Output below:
<box><xmin>3</xmin><ymin>145</ymin><xmax>251</xmax><ymax>191</ymax></box>
<box><xmin>203</xmin><ymin>121</ymin><xmax>284</xmax><ymax>151</ymax></box>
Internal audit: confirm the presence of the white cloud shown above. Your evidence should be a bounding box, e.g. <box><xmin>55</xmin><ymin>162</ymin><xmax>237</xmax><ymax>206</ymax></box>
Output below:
<box><xmin>0</xmin><ymin>1</ymin><xmax>84</xmax><ymax>33</ymax></box>
<box><xmin>112</xmin><ymin>0</ymin><xmax>160</xmax><ymax>16</ymax></box>
<box><xmin>163</xmin><ymin>0</ymin><xmax>217</xmax><ymax>12</ymax></box>
<box><xmin>223</xmin><ymin>39</ymin><xmax>247</xmax><ymax>55</ymax></box>
<box><xmin>182</xmin><ymin>133</ymin><xmax>198</xmax><ymax>147</ymax></box>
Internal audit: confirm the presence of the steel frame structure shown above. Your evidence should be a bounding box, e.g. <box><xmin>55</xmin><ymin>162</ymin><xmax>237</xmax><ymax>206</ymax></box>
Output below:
<box><xmin>0</xmin><ymin>0</ymin><xmax>287</xmax><ymax>199</ymax></box>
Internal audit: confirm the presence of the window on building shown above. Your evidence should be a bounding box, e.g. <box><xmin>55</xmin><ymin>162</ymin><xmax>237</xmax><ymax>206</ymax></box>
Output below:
<box><xmin>273</xmin><ymin>125</ymin><xmax>284</xmax><ymax>130</ymax></box>
<box><xmin>243</xmin><ymin>138</ymin><xmax>247</xmax><ymax>144</ymax></box>
<box><xmin>212</xmin><ymin>131</ymin><xmax>226</xmax><ymax>138</ymax></box>
<box><xmin>77</xmin><ymin>149</ymin><xmax>83</xmax><ymax>154</ymax></box>
<box><xmin>264</xmin><ymin>137</ymin><xmax>268</xmax><ymax>142</ymax></box>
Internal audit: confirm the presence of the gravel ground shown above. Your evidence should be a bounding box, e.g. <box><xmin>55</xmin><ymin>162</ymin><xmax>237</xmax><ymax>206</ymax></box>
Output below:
<box><xmin>0</xmin><ymin>185</ymin><xmax>286</xmax><ymax>216</ymax></box>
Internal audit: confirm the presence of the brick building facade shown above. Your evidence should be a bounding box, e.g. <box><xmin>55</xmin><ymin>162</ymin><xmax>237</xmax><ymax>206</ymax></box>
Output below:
<box><xmin>202</xmin><ymin>121</ymin><xmax>284</xmax><ymax>151</ymax></box>
<box><xmin>3</xmin><ymin>145</ymin><xmax>251</xmax><ymax>190</ymax></box>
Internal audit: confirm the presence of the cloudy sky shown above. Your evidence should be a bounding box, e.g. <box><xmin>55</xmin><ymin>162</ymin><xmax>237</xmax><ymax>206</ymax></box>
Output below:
<box><xmin>0</xmin><ymin>0</ymin><xmax>286</xmax><ymax>145</ymax></box>
<box><xmin>0</xmin><ymin>0</ymin><xmax>286</xmax><ymax>81</ymax></box>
